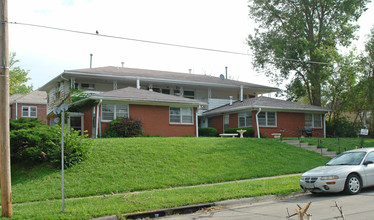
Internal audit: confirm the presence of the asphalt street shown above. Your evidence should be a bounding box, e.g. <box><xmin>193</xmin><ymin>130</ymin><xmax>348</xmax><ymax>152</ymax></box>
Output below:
<box><xmin>162</xmin><ymin>188</ymin><xmax>374</xmax><ymax>220</ymax></box>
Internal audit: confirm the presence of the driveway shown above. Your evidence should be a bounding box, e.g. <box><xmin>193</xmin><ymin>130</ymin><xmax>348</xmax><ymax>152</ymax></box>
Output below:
<box><xmin>162</xmin><ymin>187</ymin><xmax>374</xmax><ymax>220</ymax></box>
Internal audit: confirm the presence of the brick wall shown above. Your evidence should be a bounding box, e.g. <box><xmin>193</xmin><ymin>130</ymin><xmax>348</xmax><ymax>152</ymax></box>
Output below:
<box><xmin>129</xmin><ymin>104</ymin><xmax>196</xmax><ymax>137</ymax></box>
<box><xmin>92</xmin><ymin>104</ymin><xmax>197</xmax><ymax>137</ymax></box>
<box><xmin>10</xmin><ymin>103</ymin><xmax>47</xmax><ymax>124</ymax></box>
<box><xmin>209</xmin><ymin>111</ymin><xmax>325</xmax><ymax>138</ymax></box>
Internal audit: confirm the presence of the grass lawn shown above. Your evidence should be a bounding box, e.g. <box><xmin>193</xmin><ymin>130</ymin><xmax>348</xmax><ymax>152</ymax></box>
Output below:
<box><xmin>5</xmin><ymin>137</ymin><xmax>329</xmax><ymax>219</ymax></box>
<box><xmin>299</xmin><ymin>137</ymin><xmax>374</xmax><ymax>153</ymax></box>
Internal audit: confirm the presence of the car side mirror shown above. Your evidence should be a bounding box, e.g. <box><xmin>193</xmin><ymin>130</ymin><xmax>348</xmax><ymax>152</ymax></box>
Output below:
<box><xmin>363</xmin><ymin>160</ymin><xmax>374</xmax><ymax>165</ymax></box>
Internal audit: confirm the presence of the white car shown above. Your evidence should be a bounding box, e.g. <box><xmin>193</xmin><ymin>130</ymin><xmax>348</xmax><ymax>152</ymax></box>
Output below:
<box><xmin>300</xmin><ymin>147</ymin><xmax>374</xmax><ymax>195</ymax></box>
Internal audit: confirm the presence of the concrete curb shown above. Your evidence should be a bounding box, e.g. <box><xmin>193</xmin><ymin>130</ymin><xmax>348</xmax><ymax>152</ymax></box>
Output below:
<box><xmin>91</xmin><ymin>192</ymin><xmax>310</xmax><ymax>219</ymax></box>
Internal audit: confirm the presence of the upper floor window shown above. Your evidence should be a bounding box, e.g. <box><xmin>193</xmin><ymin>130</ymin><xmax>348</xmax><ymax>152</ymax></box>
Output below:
<box><xmin>305</xmin><ymin>113</ymin><xmax>322</xmax><ymax>128</ymax></box>
<box><xmin>22</xmin><ymin>106</ymin><xmax>37</xmax><ymax>118</ymax></box>
<box><xmin>102</xmin><ymin>104</ymin><xmax>129</xmax><ymax>121</ymax></box>
<box><xmin>183</xmin><ymin>91</ymin><xmax>195</xmax><ymax>99</ymax></box>
<box><xmin>170</xmin><ymin>107</ymin><xmax>193</xmax><ymax>124</ymax></box>
<box><xmin>238</xmin><ymin>112</ymin><xmax>252</xmax><ymax>127</ymax></box>
<box><xmin>81</xmin><ymin>83</ymin><xmax>95</xmax><ymax>90</ymax></box>
<box><xmin>258</xmin><ymin>112</ymin><xmax>276</xmax><ymax>127</ymax></box>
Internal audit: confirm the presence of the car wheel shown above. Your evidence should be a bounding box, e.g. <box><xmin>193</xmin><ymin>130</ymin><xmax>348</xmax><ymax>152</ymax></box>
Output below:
<box><xmin>344</xmin><ymin>174</ymin><xmax>361</xmax><ymax>195</ymax></box>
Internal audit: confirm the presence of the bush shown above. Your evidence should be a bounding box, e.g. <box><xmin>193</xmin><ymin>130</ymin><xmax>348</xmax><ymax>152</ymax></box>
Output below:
<box><xmin>102</xmin><ymin>117</ymin><xmax>142</xmax><ymax>138</ymax></box>
<box><xmin>10</xmin><ymin>118</ymin><xmax>91</xmax><ymax>168</ymax></box>
<box><xmin>224</xmin><ymin>127</ymin><xmax>255</xmax><ymax>137</ymax></box>
<box><xmin>198</xmin><ymin>127</ymin><xmax>218</xmax><ymax>137</ymax></box>
<box><xmin>326</xmin><ymin>117</ymin><xmax>360</xmax><ymax>138</ymax></box>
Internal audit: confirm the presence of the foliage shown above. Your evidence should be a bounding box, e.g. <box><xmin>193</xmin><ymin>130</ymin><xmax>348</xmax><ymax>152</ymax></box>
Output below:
<box><xmin>224</xmin><ymin>127</ymin><xmax>255</xmax><ymax>137</ymax></box>
<box><xmin>9</xmin><ymin>52</ymin><xmax>33</xmax><ymax>95</ymax></box>
<box><xmin>326</xmin><ymin>117</ymin><xmax>360</xmax><ymax>138</ymax></box>
<box><xmin>71</xmin><ymin>88</ymin><xmax>91</xmax><ymax>103</ymax></box>
<box><xmin>102</xmin><ymin>117</ymin><xmax>143</xmax><ymax>138</ymax></box>
<box><xmin>322</xmin><ymin>51</ymin><xmax>360</xmax><ymax>120</ymax></box>
<box><xmin>10</xmin><ymin>118</ymin><xmax>91</xmax><ymax>168</ymax></box>
<box><xmin>247</xmin><ymin>0</ymin><xmax>369</xmax><ymax>106</ymax></box>
<box><xmin>198</xmin><ymin>127</ymin><xmax>218</xmax><ymax>137</ymax></box>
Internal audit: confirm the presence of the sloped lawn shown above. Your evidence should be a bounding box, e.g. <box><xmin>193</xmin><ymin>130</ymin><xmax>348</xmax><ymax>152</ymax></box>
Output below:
<box><xmin>5</xmin><ymin>137</ymin><xmax>329</xmax><ymax>219</ymax></box>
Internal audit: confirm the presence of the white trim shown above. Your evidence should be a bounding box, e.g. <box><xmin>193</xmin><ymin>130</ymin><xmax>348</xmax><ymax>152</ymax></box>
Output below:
<box><xmin>195</xmin><ymin>109</ymin><xmax>199</xmax><ymax>137</ymax></box>
<box><xmin>238</xmin><ymin>111</ymin><xmax>252</xmax><ymax>128</ymax></box>
<box><xmin>21</xmin><ymin>105</ymin><xmax>37</xmax><ymax>118</ymax></box>
<box><xmin>169</xmin><ymin>107</ymin><xmax>194</xmax><ymax>125</ymax></box>
<box><xmin>256</xmin><ymin>108</ymin><xmax>261</xmax><ymax>139</ymax></box>
<box><xmin>101</xmin><ymin>103</ymin><xmax>129</xmax><ymax>122</ymax></box>
<box><xmin>257</xmin><ymin>111</ymin><xmax>277</xmax><ymax>127</ymax></box>
<box><xmin>305</xmin><ymin>113</ymin><xmax>323</xmax><ymax>128</ymax></box>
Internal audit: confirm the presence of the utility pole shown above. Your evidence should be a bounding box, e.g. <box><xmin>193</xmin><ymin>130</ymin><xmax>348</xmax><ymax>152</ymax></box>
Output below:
<box><xmin>0</xmin><ymin>0</ymin><xmax>12</xmax><ymax>217</ymax></box>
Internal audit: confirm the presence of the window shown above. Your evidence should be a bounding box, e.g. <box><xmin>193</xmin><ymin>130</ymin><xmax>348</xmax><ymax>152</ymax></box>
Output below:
<box><xmin>258</xmin><ymin>112</ymin><xmax>276</xmax><ymax>127</ymax></box>
<box><xmin>22</xmin><ymin>106</ymin><xmax>37</xmax><ymax>118</ymax></box>
<box><xmin>170</xmin><ymin>107</ymin><xmax>193</xmax><ymax>124</ymax></box>
<box><xmin>305</xmin><ymin>114</ymin><xmax>322</xmax><ymax>128</ymax></box>
<box><xmin>162</xmin><ymin>89</ymin><xmax>170</xmax><ymax>94</ymax></box>
<box><xmin>223</xmin><ymin>114</ymin><xmax>229</xmax><ymax>131</ymax></box>
<box><xmin>102</xmin><ymin>104</ymin><xmax>128</xmax><ymax>121</ymax></box>
<box><xmin>183</xmin><ymin>91</ymin><xmax>195</xmax><ymax>99</ymax></box>
<box><xmin>208</xmin><ymin>117</ymin><xmax>213</xmax><ymax>127</ymax></box>
<box><xmin>81</xmin><ymin>83</ymin><xmax>95</xmax><ymax>90</ymax></box>
<box><xmin>238</xmin><ymin>112</ymin><xmax>252</xmax><ymax>127</ymax></box>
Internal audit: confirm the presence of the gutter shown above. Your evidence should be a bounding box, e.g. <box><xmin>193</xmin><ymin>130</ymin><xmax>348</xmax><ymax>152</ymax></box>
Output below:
<box><xmin>202</xmin><ymin>105</ymin><xmax>329</xmax><ymax>117</ymax></box>
<box><xmin>15</xmin><ymin>101</ymin><xmax>18</xmax><ymax>120</ymax></box>
<box><xmin>95</xmin><ymin>99</ymin><xmax>102</xmax><ymax>138</ymax></box>
<box><xmin>256</xmin><ymin>108</ymin><xmax>262</xmax><ymax>139</ymax></box>
<box><xmin>63</xmin><ymin>71</ymin><xmax>279</xmax><ymax>91</ymax></box>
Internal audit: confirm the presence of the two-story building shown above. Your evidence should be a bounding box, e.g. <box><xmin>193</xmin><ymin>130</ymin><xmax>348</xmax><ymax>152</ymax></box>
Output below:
<box><xmin>39</xmin><ymin>66</ymin><xmax>329</xmax><ymax>137</ymax></box>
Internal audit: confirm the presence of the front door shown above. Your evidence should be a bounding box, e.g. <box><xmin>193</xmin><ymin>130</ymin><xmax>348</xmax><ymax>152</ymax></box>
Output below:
<box><xmin>69</xmin><ymin>112</ymin><xmax>84</xmax><ymax>136</ymax></box>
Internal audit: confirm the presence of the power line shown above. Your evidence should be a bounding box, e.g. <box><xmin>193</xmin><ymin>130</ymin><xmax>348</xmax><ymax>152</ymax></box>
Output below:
<box><xmin>9</xmin><ymin>21</ymin><xmax>330</xmax><ymax>65</ymax></box>
<box><xmin>9</xmin><ymin>21</ymin><xmax>249</xmax><ymax>56</ymax></box>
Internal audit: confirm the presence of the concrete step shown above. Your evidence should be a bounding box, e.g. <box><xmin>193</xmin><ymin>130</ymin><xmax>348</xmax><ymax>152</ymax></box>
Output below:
<box><xmin>282</xmin><ymin>140</ymin><xmax>337</xmax><ymax>157</ymax></box>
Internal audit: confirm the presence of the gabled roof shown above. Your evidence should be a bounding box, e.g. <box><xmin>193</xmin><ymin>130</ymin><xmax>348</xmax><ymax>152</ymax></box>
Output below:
<box><xmin>9</xmin><ymin>91</ymin><xmax>47</xmax><ymax>105</ymax></box>
<box><xmin>84</xmin><ymin>87</ymin><xmax>207</xmax><ymax>106</ymax></box>
<box><xmin>203</xmin><ymin>96</ymin><xmax>330</xmax><ymax>116</ymax></box>
<box><xmin>39</xmin><ymin>66</ymin><xmax>279</xmax><ymax>93</ymax></box>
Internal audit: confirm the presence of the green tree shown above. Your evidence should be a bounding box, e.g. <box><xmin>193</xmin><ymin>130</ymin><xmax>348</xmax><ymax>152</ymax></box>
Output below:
<box><xmin>322</xmin><ymin>51</ymin><xmax>360</xmax><ymax>120</ymax></box>
<box><xmin>248</xmin><ymin>0</ymin><xmax>369</xmax><ymax>106</ymax></box>
<box><xmin>9</xmin><ymin>52</ymin><xmax>33</xmax><ymax>95</ymax></box>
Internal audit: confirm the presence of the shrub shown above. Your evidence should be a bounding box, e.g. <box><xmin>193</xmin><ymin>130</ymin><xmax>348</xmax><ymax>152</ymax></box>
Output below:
<box><xmin>102</xmin><ymin>117</ymin><xmax>142</xmax><ymax>138</ymax></box>
<box><xmin>326</xmin><ymin>117</ymin><xmax>360</xmax><ymax>138</ymax></box>
<box><xmin>224</xmin><ymin>127</ymin><xmax>255</xmax><ymax>137</ymax></box>
<box><xmin>198</xmin><ymin>127</ymin><xmax>218</xmax><ymax>137</ymax></box>
<box><xmin>10</xmin><ymin>118</ymin><xmax>91</xmax><ymax>168</ymax></box>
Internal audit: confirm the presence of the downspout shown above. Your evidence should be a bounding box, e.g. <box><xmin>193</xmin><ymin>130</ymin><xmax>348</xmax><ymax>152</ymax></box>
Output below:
<box><xmin>256</xmin><ymin>108</ymin><xmax>262</xmax><ymax>139</ymax></box>
<box><xmin>240</xmin><ymin>85</ymin><xmax>243</xmax><ymax>102</ymax></box>
<box><xmin>95</xmin><ymin>99</ymin><xmax>102</xmax><ymax>138</ymax></box>
<box><xmin>195</xmin><ymin>107</ymin><xmax>199</xmax><ymax>138</ymax></box>
<box><xmin>323</xmin><ymin>115</ymin><xmax>326</xmax><ymax>138</ymax></box>
<box><xmin>15</xmin><ymin>100</ymin><xmax>18</xmax><ymax>120</ymax></box>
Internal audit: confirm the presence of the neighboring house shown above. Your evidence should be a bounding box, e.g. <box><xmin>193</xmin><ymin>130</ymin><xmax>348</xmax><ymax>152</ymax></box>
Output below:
<box><xmin>202</xmin><ymin>96</ymin><xmax>330</xmax><ymax>138</ymax></box>
<box><xmin>9</xmin><ymin>90</ymin><xmax>48</xmax><ymax>124</ymax></box>
<box><xmin>69</xmin><ymin>87</ymin><xmax>206</xmax><ymax>137</ymax></box>
<box><xmin>38</xmin><ymin>66</ymin><xmax>279</xmax><ymax>137</ymax></box>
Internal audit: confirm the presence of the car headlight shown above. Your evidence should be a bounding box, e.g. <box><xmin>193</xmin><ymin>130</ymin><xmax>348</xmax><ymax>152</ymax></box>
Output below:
<box><xmin>320</xmin><ymin>175</ymin><xmax>339</xmax><ymax>180</ymax></box>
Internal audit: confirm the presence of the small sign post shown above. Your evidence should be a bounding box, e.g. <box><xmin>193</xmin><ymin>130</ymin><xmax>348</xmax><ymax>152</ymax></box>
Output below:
<box><xmin>53</xmin><ymin>104</ymin><xmax>69</xmax><ymax>212</ymax></box>
<box><xmin>360</xmin><ymin>126</ymin><xmax>369</xmax><ymax>148</ymax></box>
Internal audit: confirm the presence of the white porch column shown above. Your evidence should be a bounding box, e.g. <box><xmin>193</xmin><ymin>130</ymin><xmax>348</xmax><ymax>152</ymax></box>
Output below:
<box><xmin>113</xmin><ymin>80</ymin><xmax>118</xmax><ymax>90</ymax></box>
<box><xmin>136</xmin><ymin>79</ymin><xmax>140</xmax><ymax>89</ymax></box>
<box><xmin>240</xmin><ymin>85</ymin><xmax>243</xmax><ymax>102</ymax></box>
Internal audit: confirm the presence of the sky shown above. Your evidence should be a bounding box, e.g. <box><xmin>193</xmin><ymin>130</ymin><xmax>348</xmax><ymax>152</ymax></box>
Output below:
<box><xmin>8</xmin><ymin>0</ymin><xmax>374</xmax><ymax>91</ymax></box>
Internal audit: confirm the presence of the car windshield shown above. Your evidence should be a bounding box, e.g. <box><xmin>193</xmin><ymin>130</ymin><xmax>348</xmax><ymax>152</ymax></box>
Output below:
<box><xmin>326</xmin><ymin>152</ymin><xmax>366</xmax><ymax>166</ymax></box>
